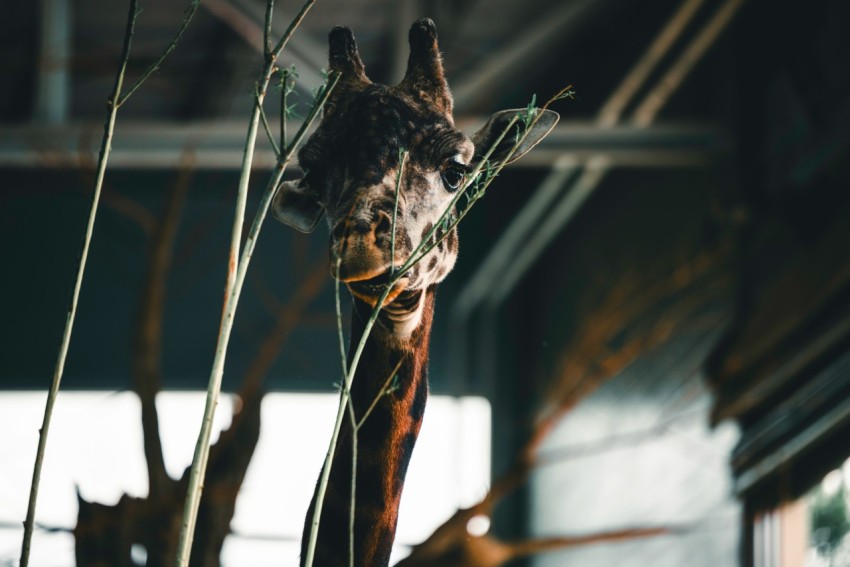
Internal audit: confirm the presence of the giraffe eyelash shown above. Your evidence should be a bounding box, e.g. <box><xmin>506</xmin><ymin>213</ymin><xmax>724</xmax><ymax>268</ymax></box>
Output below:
<box><xmin>441</xmin><ymin>158</ymin><xmax>471</xmax><ymax>174</ymax></box>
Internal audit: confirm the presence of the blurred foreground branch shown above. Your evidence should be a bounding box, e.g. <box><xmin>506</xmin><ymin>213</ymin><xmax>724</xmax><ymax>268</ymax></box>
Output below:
<box><xmin>74</xmin><ymin>165</ymin><xmax>328</xmax><ymax>565</ymax></box>
<box><xmin>399</xmin><ymin>243</ymin><xmax>731</xmax><ymax>566</ymax></box>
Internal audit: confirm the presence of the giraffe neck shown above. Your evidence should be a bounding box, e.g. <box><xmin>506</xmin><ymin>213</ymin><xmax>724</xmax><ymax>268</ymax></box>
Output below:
<box><xmin>302</xmin><ymin>285</ymin><xmax>436</xmax><ymax>567</ymax></box>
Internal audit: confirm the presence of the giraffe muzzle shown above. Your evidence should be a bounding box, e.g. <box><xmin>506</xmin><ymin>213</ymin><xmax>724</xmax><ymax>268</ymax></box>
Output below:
<box><xmin>330</xmin><ymin>208</ymin><xmax>405</xmax><ymax>283</ymax></box>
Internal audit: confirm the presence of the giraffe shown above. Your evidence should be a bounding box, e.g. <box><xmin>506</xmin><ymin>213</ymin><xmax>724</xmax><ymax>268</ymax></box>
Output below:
<box><xmin>272</xmin><ymin>18</ymin><xmax>558</xmax><ymax>567</ymax></box>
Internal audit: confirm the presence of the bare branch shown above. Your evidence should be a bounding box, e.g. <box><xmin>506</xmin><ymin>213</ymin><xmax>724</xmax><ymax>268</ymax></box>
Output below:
<box><xmin>175</xmin><ymin>13</ymin><xmax>331</xmax><ymax>562</ymax></box>
<box><xmin>398</xmin><ymin>240</ymin><xmax>730</xmax><ymax>567</ymax></box>
<box><xmin>270</xmin><ymin>0</ymin><xmax>316</xmax><ymax>60</ymax></box>
<box><xmin>117</xmin><ymin>0</ymin><xmax>203</xmax><ymax>107</ymax></box>
<box><xmin>75</xmin><ymin>149</ymin><xmax>158</xmax><ymax>234</ymax></box>
<box><xmin>397</xmin><ymin>510</ymin><xmax>673</xmax><ymax>567</ymax></box>
<box><xmin>258</xmin><ymin>96</ymin><xmax>282</xmax><ymax>157</ymax></box>
<box><xmin>134</xmin><ymin>154</ymin><xmax>195</xmax><ymax>498</ymax></box>
<box><xmin>507</xmin><ymin>526</ymin><xmax>673</xmax><ymax>561</ymax></box>
<box><xmin>20</xmin><ymin>2</ymin><xmax>140</xmax><ymax>563</ymax></box>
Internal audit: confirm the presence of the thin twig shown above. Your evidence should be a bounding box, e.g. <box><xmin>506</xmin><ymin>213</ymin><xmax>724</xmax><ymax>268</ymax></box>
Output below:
<box><xmin>330</xmin><ymin>241</ymin><xmax>357</xmax><ymax>566</ymax></box>
<box><xmin>281</xmin><ymin>69</ymin><xmax>292</xmax><ymax>149</ymax></box>
<box><xmin>303</xmin><ymin>280</ymin><xmax>394</xmax><ymax>567</ymax></box>
<box><xmin>338</xmin><ymin>147</ymin><xmax>404</xmax><ymax>560</ymax></box>
<box><xmin>335</xmin><ymin>254</ymin><xmax>348</xmax><ymax>378</ymax></box>
<box><xmin>330</xmin><ymin>233</ymin><xmax>357</xmax><ymax>567</ymax></box>
<box><xmin>376</xmin><ymin>90</ymin><xmax>567</xmax><ymax>297</ymax></box>
<box><xmin>270</xmin><ymin>0</ymin><xmax>316</xmax><ymax>61</ymax></box>
<box><xmin>349</xmin><ymin>431</ymin><xmax>357</xmax><ymax>567</ymax></box>
<box><xmin>394</xmin><ymin>112</ymin><xmax>521</xmax><ymax>281</ymax></box>
<box><xmin>390</xmin><ymin>150</ymin><xmax>407</xmax><ymax>275</ymax></box>
<box><xmin>258</xmin><ymin>95</ymin><xmax>282</xmax><ymax>157</ymax></box>
<box><xmin>347</xmin><ymin>355</ymin><xmax>405</xmax><ymax>567</ymax></box>
<box><xmin>285</xmin><ymin>72</ymin><xmax>337</xmax><ymax>156</ymax></box>
<box><xmin>400</xmin><ymin>93</ymin><xmax>566</xmax><ymax>277</ymax></box>
<box><xmin>174</xmin><ymin>60</ymin><xmax>333</xmax><ymax>566</ymax></box>
<box><xmin>117</xmin><ymin>0</ymin><xmax>203</xmax><ymax>107</ymax></box>
<box><xmin>356</xmin><ymin>357</ymin><xmax>405</xmax><ymax>430</ymax></box>
<box><xmin>406</xmin><ymin>89</ymin><xmax>571</xmax><ymax>275</ymax></box>
<box><xmin>19</xmin><ymin>2</ymin><xmax>140</xmax><ymax>565</ymax></box>
<box><xmin>263</xmin><ymin>0</ymin><xmax>274</xmax><ymax>56</ymax></box>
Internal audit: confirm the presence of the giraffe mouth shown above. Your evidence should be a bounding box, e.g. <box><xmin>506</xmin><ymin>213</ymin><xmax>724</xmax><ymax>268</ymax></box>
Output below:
<box><xmin>347</xmin><ymin>269</ymin><xmax>410</xmax><ymax>307</ymax></box>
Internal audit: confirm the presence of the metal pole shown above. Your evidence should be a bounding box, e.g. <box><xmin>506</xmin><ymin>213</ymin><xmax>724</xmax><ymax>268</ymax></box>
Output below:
<box><xmin>34</xmin><ymin>0</ymin><xmax>71</xmax><ymax>123</ymax></box>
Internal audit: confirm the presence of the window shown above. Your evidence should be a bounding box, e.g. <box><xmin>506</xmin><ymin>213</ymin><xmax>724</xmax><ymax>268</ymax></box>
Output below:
<box><xmin>751</xmin><ymin>457</ymin><xmax>850</xmax><ymax>567</ymax></box>
<box><xmin>0</xmin><ymin>392</ymin><xmax>491</xmax><ymax>566</ymax></box>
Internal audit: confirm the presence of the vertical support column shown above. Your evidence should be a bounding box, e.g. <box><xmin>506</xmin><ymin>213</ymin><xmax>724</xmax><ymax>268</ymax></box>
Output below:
<box><xmin>35</xmin><ymin>0</ymin><xmax>71</xmax><ymax>123</ymax></box>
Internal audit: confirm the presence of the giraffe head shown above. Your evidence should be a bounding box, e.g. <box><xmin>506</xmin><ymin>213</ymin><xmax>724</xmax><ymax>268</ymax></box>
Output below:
<box><xmin>274</xmin><ymin>19</ymin><xmax>558</xmax><ymax>338</ymax></box>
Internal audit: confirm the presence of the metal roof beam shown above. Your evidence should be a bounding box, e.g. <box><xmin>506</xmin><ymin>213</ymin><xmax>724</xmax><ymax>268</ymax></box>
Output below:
<box><xmin>450</xmin><ymin>0</ymin><xmax>606</xmax><ymax>113</ymax></box>
<box><xmin>452</xmin><ymin>0</ymin><xmax>709</xmax><ymax>319</ymax></box>
<box><xmin>448</xmin><ymin>0</ymin><xmax>745</xmax><ymax>398</ymax></box>
<box><xmin>202</xmin><ymin>0</ymin><xmax>326</xmax><ymax>90</ymax></box>
<box><xmin>486</xmin><ymin>0</ymin><xmax>745</xmax><ymax>306</ymax></box>
<box><xmin>0</xmin><ymin>121</ymin><xmax>722</xmax><ymax>170</ymax></box>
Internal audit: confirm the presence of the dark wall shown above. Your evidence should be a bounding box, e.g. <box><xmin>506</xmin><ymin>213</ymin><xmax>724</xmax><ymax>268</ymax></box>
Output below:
<box><xmin>0</xmin><ymin>168</ymin><xmax>350</xmax><ymax>392</ymax></box>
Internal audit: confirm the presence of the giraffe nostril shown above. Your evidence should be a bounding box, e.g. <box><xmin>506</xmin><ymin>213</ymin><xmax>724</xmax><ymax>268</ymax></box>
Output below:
<box><xmin>332</xmin><ymin>218</ymin><xmax>371</xmax><ymax>241</ymax></box>
<box><xmin>353</xmin><ymin>218</ymin><xmax>372</xmax><ymax>235</ymax></box>
<box><xmin>331</xmin><ymin>221</ymin><xmax>347</xmax><ymax>242</ymax></box>
<box><xmin>374</xmin><ymin>210</ymin><xmax>393</xmax><ymax>237</ymax></box>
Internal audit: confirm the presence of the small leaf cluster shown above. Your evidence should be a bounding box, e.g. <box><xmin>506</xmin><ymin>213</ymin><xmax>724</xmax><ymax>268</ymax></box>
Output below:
<box><xmin>277</xmin><ymin>64</ymin><xmax>301</xmax><ymax>121</ymax></box>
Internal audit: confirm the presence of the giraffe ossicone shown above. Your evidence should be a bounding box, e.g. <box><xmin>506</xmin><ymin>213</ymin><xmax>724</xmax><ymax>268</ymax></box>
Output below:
<box><xmin>273</xmin><ymin>18</ymin><xmax>558</xmax><ymax>567</ymax></box>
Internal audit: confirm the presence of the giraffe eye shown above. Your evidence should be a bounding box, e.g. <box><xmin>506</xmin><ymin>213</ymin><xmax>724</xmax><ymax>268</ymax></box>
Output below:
<box><xmin>441</xmin><ymin>167</ymin><xmax>465</xmax><ymax>192</ymax></box>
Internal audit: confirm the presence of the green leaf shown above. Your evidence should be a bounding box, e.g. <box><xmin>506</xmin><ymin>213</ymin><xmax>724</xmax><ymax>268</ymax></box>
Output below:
<box><xmin>385</xmin><ymin>374</ymin><xmax>400</xmax><ymax>396</ymax></box>
<box><xmin>285</xmin><ymin>102</ymin><xmax>302</xmax><ymax>121</ymax></box>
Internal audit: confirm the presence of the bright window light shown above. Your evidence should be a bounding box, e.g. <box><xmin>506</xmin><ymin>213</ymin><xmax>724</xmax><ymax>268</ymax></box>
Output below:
<box><xmin>0</xmin><ymin>392</ymin><xmax>490</xmax><ymax>566</ymax></box>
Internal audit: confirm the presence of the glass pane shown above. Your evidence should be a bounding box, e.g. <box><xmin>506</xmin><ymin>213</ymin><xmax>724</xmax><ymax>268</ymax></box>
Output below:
<box><xmin>0</xmin><ymin>392</ymin><xmax>491</xmax><ymax>566</ymax></box>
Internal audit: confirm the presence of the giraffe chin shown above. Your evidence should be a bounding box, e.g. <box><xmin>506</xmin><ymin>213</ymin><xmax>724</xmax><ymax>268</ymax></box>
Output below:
<box><xmin>379</xmin><ymin>288</ymin><xmax>426</xmax><ymax>340</ymax></box>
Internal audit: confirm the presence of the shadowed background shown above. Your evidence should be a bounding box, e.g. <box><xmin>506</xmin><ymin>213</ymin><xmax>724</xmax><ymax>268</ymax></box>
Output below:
<box><xmin>2</xmin><ymin>0</ymin><xmax>850</xmax><ymax>565</ymax></box>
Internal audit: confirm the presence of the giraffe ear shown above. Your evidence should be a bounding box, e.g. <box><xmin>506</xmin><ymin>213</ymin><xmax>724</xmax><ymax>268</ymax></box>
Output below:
<box><xmin>272</xmin><ymin>180</ymin><xmax>325</xmax><ymax>233</ymax></box>
<box><xmin>471</xmin><ymin>109</ymin><xmax>559</xmax><ymax>165</ymax></box>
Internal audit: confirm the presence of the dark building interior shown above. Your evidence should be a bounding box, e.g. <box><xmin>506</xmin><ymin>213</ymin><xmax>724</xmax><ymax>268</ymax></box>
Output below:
<box><xmin>2</xmin><ymin>0</ymin><xmax>850</xmax><ymax>565</ymax></box>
